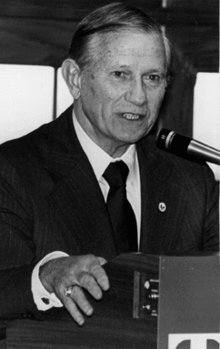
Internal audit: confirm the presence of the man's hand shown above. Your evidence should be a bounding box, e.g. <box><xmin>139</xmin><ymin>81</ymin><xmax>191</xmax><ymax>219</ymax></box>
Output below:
<box><xmin>39</xmin><ymin>254</ymin><xmax>109</xmax><ymax>325</ymax></box>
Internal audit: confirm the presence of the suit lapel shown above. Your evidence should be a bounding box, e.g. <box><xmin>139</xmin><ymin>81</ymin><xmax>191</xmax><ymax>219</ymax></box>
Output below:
<box><xmin>43</xmin><ymin>109</ymin><xmax>190</xmax><ymax>257</ymax></box>
<box><xmin>137</xmin><ymin>138</ymin><xmax>188</xmax><ymax>254</ymax></box>
<box><xmin>44</xmin><ymin>108</ymin><xmax>117</xmax><ymax>260</ymax></box>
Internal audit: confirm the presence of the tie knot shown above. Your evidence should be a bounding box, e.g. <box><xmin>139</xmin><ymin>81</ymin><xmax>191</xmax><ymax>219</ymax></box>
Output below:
<box><xmin>103</xmin><ymin>161</ymin><xmax>129</xmax><ymax>188</ymax></box>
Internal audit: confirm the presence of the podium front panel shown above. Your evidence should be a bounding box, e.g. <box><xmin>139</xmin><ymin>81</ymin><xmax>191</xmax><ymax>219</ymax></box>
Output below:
<box><xmin>158</xmin><ymin>255</ymin><xmax>220</xmax><ymax>349</ymax></box>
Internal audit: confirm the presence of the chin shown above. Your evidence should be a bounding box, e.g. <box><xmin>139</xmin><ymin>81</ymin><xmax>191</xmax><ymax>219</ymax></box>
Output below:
<box><xmin>118</xmin><ymin>133</ymin><xmax>146</xmax><ymax>145</ymax></box>
<box><xmin>129</xmin><ymin>128</ymin><xmax>151</xmax><ymax>140</ymax></box>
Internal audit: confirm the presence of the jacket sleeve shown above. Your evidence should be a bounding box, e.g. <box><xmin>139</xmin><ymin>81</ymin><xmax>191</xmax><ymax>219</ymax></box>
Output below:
<box><xmin>0</xmin><ymin>152</ymin><xmax>42</xmax><ymax>320</ymax></box>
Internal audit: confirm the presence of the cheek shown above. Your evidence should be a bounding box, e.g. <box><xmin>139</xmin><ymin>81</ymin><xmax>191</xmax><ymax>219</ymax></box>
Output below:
<box><xmin>151</xmin><ymin>87</ymin><xmax>166</xmax><ymax>107</ymax></box>
<box><xmin>91</xmin><ymin>78</ymin><xmax>107</xmax><ymax>99</ymax></box>
<box><xmin>81</xmin><ymin>73</ymin><xmax>120</xmax><ymax>112</ymax></box>
<box><xmin>93</xmin><ymin>88</ymin><xmax>117</xmax><ymax>111</ymax></box>
<box><xmin>81</xmin><ymin>71</ymin><xmax>98</xmax><ymax>97</ymax></box>
<box><xmin>90</xmin><ymin>85</ymin><xmax>96</xmax><ymax>97</ymax></box>
<box><xmin>82</xmin><ymin>78</ymin><xmax>96</xmax><ymax>98</ymax></box>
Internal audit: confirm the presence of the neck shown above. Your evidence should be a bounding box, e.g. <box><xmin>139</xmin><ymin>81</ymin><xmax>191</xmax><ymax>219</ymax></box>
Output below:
<box><xmin>107</xmin><ymin>144</ymin><xmax>131</xmax><ymax>158</ymax></box>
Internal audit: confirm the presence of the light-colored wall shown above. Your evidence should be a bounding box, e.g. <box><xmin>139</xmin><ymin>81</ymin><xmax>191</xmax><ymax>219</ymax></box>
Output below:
<box><xmin>0</xmin><ymin>65</ymin><xmax>219</xmax><ymax>180</ymax></box>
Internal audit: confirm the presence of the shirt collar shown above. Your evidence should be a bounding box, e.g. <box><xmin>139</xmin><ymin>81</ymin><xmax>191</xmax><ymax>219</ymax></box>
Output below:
<box><xmin>72</xmin><ymin>111</ymin><xmax>138</xmax><ymax>180</ymax></box>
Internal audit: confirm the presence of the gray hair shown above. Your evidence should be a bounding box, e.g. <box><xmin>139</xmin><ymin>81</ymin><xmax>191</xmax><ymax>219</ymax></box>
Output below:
<box><xmin>69</xmin><ymin>2</ymin><xmax>171</xmax><ymax>75</ymax></box>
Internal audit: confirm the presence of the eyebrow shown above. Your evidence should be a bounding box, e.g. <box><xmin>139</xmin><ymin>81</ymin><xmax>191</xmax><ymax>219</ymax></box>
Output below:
<box><xmin>110</xmin><ymin>65</ymin><xmax>130</xmax><ymax>70</ymax></box>
<box><xmin>110</xmin><ymin>65</ymin><xmax>165</xmax><ymax>74</ymax></box>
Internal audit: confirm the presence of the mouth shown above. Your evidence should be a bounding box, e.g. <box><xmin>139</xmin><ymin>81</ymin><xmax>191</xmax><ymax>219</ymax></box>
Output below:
<box><xmin>121</xmin><ymin>112</ymin><xmax>145</xmax><ymax>121</ymax></box>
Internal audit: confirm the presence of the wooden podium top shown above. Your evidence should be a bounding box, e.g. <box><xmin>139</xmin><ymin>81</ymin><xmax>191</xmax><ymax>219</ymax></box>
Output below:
<box><xmin>6</xmin><ymin>315</ymin><xmax>157</xmax><ymax>349</ymax></box>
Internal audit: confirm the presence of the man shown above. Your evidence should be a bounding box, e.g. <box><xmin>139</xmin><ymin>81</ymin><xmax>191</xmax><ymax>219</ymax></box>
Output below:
<box><xmin>0</xmin><ymin>3</ymin><xmax>218</xmax><ymax>327</ymax></box>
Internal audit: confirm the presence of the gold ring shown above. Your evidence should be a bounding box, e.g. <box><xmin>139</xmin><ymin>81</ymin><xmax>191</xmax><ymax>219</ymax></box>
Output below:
<box><xmin>64</xmin><ymin>287</ymin><xmax>73</xmax><ymax>296</ymax></box>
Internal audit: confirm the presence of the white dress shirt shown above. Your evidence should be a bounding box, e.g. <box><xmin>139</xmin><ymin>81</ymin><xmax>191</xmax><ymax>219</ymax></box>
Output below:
<box><xmin>32</xmin><ymin>111</ymin><xmax>141</xmax><ymax>310</ymax></box>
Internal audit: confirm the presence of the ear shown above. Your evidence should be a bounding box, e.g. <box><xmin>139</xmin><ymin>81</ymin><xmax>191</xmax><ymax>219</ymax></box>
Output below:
<box><xmin>61</xmin><ymin>59</ymin><xmax>82</xmax><ymax>100</ymax></box>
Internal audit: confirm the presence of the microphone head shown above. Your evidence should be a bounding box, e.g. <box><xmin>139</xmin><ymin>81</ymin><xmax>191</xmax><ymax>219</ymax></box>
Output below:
<box><xmin>156</xmin><ymin>129</ymin><xmax>175</xmax><ymax>150</ymax></box>
<box><xmin>156</xmin><ymin>129</ymin><xmax>191</xmax><ymax>157</ymax></box>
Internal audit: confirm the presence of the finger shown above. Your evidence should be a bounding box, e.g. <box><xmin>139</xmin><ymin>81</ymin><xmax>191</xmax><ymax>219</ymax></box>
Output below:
<box><xmin>70</xmin><ymin>286</ymin><xmax>93</xmax><ymax>317</ymax></box>
<box><xmin>90</xmin><ymin>262</ymin><xmax>109</xmax><ymax>291</ymax></box>
<box><xmin>78</xmin><ymin>271</ymin><xmax>103</xmax><ymax>299</ymax></box>
<box><xmin>62</xmin><ymin>294</ymin><xmax>85</xmax><ymax>326</ymax></box>
<box><xmin>55</xmin><ymin>284</ymin><xmax>86</xmax><ymax>326</ymax></box>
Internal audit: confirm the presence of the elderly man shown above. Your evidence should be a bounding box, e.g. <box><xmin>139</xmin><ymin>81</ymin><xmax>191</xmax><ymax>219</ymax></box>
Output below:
<box><xmin>0</xmin><ymin>3</ymin><xmax>218</xmax><ymax>326</ymax></box>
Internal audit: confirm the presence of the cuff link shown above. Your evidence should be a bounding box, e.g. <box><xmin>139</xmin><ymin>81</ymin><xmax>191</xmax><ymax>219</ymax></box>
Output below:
<box><xmin>42</xmin><ymin>297</ymin><xmax>50</xmax><ymax>304</ymax></box>
<box><xmin>158</xmin><ymin>202</ymin><xmax>166</xmax><ymax>212</ymax></box>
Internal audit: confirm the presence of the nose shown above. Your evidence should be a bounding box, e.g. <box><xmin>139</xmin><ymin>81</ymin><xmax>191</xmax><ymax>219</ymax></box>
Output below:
<box><xmin>124</xmin><ymin>78</ymin><xmax>147</xmax><ymax>106</ymax></box>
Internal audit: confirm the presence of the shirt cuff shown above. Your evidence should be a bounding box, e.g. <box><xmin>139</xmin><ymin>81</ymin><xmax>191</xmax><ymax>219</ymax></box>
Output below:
<box><xmin>31</xmin><ymin>251</ymin><xmax>69</xmax><ymax>311</ymax></box>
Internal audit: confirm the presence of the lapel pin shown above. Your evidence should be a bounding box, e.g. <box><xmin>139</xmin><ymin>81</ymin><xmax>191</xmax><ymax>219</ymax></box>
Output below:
<box><xmin>159</xmin><ymin>202</ymin><xmax>166</xmax><ymax>212</ymax></box>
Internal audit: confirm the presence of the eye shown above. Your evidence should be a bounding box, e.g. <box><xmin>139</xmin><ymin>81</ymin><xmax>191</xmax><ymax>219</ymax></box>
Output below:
<box><xmin>148</xmin><ymin>74</ymin><xmax>160</xmax><ymax>82</ymax></box>
<box><xmin>144</xmin><ymin>74</ymin><xmax>163</xmax><ymax>86</ymax></box>
<box><xmin>113</xmin><ymin>71</ymin><xmax>126</xmax><ymax>78</ymax></box>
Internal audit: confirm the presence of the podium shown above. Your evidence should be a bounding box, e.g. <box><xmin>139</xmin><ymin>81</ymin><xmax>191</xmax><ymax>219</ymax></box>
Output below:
<box><xmin>4</xmin><ymin>253</ymin><xmax>220</xmax><ymax>349</ymax></box>
<box><xmin>103</xmin><ymin>253</ymin><xmax>220</xmax><ymax>348</ymax></box>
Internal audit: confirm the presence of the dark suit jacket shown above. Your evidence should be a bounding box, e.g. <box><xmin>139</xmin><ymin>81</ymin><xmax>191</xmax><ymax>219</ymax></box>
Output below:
<box><xmin>0</xmin><ymin>106</ymin><xmax>219</xmax><ymax>320</ymax></box>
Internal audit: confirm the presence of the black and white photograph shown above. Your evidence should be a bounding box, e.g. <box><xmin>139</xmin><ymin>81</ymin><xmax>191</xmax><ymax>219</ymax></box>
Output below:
<box><xmin>0</xmin><ymin>1</ymin><xmax>219</xmax><ymax>348</ymax></box>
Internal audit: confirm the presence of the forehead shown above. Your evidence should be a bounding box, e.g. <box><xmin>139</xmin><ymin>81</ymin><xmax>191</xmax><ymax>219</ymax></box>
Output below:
<box><xmin>90</xmin><ymin>30</ymin><xmax>166</xmax><ymax>69</ymax></box>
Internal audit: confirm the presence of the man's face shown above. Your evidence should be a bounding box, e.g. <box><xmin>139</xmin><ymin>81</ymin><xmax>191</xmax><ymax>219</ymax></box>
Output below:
<box><xmin>75</xmin><ymin>30</ymin><xmax>167</xmax><ymax>157</ymax></box>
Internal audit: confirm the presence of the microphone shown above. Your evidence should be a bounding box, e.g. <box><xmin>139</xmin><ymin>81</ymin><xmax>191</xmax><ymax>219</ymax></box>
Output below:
<box><xmin>156</xmin><ymin>129</ymin><xmax>220</xmax><ymax>166</ymax></box>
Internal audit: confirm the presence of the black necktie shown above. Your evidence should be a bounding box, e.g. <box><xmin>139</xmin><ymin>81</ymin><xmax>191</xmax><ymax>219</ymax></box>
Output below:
<box><xmin>103</xmin><ymin>161</ymin><xmax>138</xmax><ymax>254</ymax></box>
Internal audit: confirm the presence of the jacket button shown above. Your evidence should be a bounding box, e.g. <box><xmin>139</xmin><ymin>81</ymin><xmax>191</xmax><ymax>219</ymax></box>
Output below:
<box><xmin>22</xmin><ymin>312</ymin><xmax>34</xmax><ymax>319</ymax></box>
<box><xmin>158</xmin><ymin>202</ymin><xmax>166</xmax><ymax>212</ymax></box>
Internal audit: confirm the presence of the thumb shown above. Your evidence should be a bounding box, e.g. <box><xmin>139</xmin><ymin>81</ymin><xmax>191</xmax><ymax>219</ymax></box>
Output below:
<box><xmin>97</xmin><ymin>257</ymin><xmax>108</xmax><ymax>266</ymax></box>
